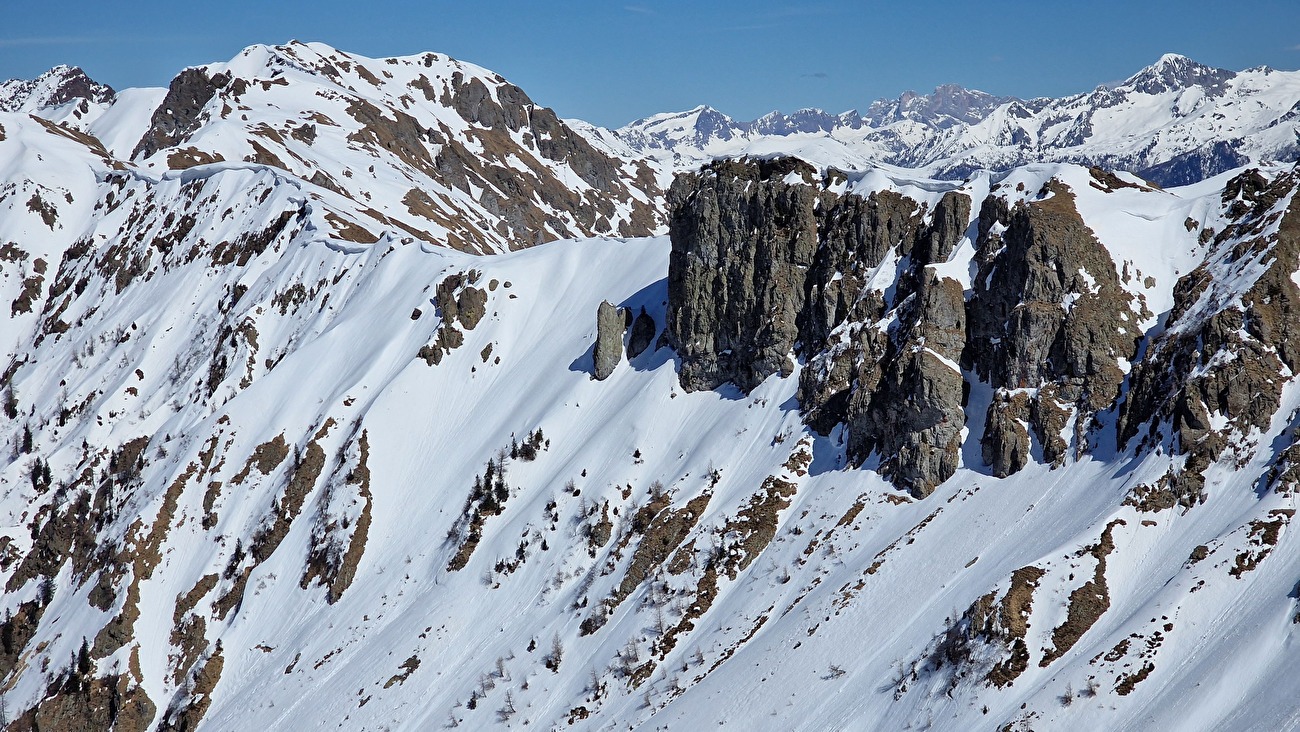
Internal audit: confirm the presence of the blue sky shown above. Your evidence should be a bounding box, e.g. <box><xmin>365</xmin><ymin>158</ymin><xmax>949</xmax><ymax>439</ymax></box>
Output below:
<box><xmin>3</xmin><ymin>1</ymin><xmax>1298</xmax><ymax>128</ymax></box>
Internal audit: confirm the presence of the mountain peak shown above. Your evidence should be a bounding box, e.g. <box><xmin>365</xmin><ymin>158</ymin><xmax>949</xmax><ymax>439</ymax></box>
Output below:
<box><xmin>1155</xmin><ymin>52</ymin><xmax>1193</xmax><ymax>67</ymax></box>
<box><xmin>750</xmin><ymin>107</ymin><xmax>854</xmax><ymax>135</ymax></box>
<box><xmin>1123</xmin><ymin>53</ymin><xmax>1234</xmax><ymax>94</ymax></box>
<box><xmin>0</xmin><ymin>65</ymin><xmax>115</xmax><ymax>113</ymax></box>
<box><xmin>864</xmin><ymin>83</ymin><xmax>1014</xmax><ymax>128</ymax></box>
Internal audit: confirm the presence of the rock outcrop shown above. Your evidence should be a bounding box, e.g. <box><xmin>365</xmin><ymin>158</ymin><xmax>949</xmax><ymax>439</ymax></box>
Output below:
<box><xmin>965</xmin><ymin>180</ymin><xmax>1141</xmax><ymax>476</ymax></box>
<box><xmin>848</xmin><ymin>270</ymin><xmax>967</xmax><ymax>493</ymax></box>
<box><xmin>664</xmin><ymin>158</ymin><xmax>973</xmax><ymax>495</ymax></box>
<box><xmin>663</xmin><ymin>160</ymin><xmax>1300</xmax><ymax>497</ymax></box>
<box><xmin>594</xmin><ymin>301</ymin><xmax>625</xmax><ymax>380</ymax></box>
<box><xmin>1120</xmin><ymin>168</ymin><xmax>1300</xmax><ymax>507</ymax></box>
<box><xmin>132</xmin><ymin>67</ymin><xmax>229</xmax><ymax>160</ymax></box>
<box><xmin>663</xmin><ymin>158</ymin><xmax>818</xmax><ymax>393</ymax></box>
<box><xmin>13</xmin><ymin>672</ymin><xmax>155</xmax><ymax>732</ymax></box>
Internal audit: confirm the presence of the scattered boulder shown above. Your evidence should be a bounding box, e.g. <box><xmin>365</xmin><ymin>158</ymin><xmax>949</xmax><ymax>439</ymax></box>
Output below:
<box><xmin>594</xmin><ymin>301</ymin><xmax>625</xmax><ymax>380</ymax></box>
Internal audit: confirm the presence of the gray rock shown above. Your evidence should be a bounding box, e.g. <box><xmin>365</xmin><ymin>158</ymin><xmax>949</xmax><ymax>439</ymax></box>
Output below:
<box><xmin>594</xmin><ymin>301</ymin><xmax>625</xmax><ymax>380</ymax></box>
<box><xmin>914</xmin><ymin>190</ymin><xmax>972</xmax><ymax>265</ymax></box>
<box><xmin>663</xmin><ymin>158</ymin><xmax>820</xmax><ymax>393</ymax></box>
<box><xmin>132</xmin><ymin>67</ymin><xmax>229</xmax><ymax>160</ymax></box>
<box><xmin>456</xmin><ymin>286</ymin><xmax>487</xmax><ymax>330</ymax></box>
<box><xmin>848</xmin><ymin>271</ymin><xmax>968</xmax><ymax>495</ymax></box>
<box><xmin>965</xmin><ymin>180</ymin><xmax>1140</xmax><ymax>474</ymax></box>
<box><xmin>982</xmin><ymin>391</ymin><xmax>1031</xmax><ymax>478</ymax></box>
<box><xmin>665</xmin><ymin>156</ymin><xmax>973</xmax><ymax>494</ymax></box>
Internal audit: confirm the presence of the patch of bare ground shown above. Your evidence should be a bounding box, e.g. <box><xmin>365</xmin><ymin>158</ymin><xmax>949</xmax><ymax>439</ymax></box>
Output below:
<box><xmin>158</xmin><ymin>643</ymin><xmax>224</xmax><ymax>730</ymax></box>
<box><xmin>166</xmin><ymin>147</ymin><xmax>224</xmax><ymax>170</ymax></box>
<box><xmin>383</xmin><ymin>655</ymin><xmax>421</xmax><ymax>688</ymax></box>
<box><xmin>300</xmin><ymin>429</ymin><xmax>373</xmax><ymax>603</ymax></box>
<box><xmin>215</xmin><ymin>419</ymin><xmax>334</xmax><ymax>619</ymax></box>
<box><xmin>1230</xmin><ymin>509</ymin><xmax>1291</xmax><ymax>578</ymax></box>
<box><xmin>901</xmin><ymin>564</ymin><xmax>1046</xmax><ymax>698</ymax></box>
<box><xmin>1040</xmin><ymin>519</ymin><xmax>1125</xmax><ymax>666</ymax></box>
<box><xmin>324</xmin><ymin>211</ymin><xmax>379</xmax><ymax>244</ymax></box>
<box><xmin>169</xmin><ymin>574</ymin><xmax>218</xmax><ymax>684</ymax></box>
<box><xmin>13</xmin><ymin>672</ymin><xmax>155</xmax><ymax>732</ymax></box>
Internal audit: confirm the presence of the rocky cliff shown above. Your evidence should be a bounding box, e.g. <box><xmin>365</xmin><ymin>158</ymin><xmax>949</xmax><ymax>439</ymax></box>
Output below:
<box><xmin>663</xmin><ymin>159</ymin><xmax>972</xmax><ymax>495</ymax></box>
<box><xmin>664</xmin><ymin>159</ymin><xmax>1291</xmax><ymax>498</ymax></box>
<box><xmin>966</xmin><ymin>177</ymin><xmax>1141</xmax><ymax>476</ymax></box>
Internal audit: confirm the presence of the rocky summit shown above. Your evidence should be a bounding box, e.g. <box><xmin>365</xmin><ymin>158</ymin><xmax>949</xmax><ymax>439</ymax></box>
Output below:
<box><xmin>0</xmin><ymin>42</ymin><xmax>1299</xmax><ymax>732</ymax></box>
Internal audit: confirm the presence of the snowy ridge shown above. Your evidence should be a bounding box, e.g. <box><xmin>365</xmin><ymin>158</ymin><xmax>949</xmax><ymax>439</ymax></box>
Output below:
<box><xmin>18</xmin><ymin>42</ymin><xmax>663</xmax><ymax>256</ymax></box>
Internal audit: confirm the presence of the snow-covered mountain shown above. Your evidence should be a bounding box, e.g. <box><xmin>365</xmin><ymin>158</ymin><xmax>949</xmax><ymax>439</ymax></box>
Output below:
<box><xmin>862</xmin><ymin>83</ymin><xmax>1014</xmax><ymax>129</ymax></box>
<box><xmin>20</xmin><ymin>42</ymin><xmax>663</xmax><ymax>255</ymax></box>
<box><xmin>0</xmin><ymin>65</ymin><xmax>114</xmax><ymax>114</ymax></box>
<box><xmin>2</xmin><ymin>42</ymin><xmax>1300</xmax><ymax>732</ymax></box>
<box><xmin>614</xmin><ymin>54</ymin><xmax>1300</xmax><ymax>186</ymax></box>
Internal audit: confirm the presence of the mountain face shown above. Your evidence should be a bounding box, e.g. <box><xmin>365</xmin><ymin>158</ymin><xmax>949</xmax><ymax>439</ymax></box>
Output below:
<box><xmin>2</xmin><ymin>43</ymin><xmax>1300</xmax><ymax>732</ymax></box>
<box><xmin>40</xmin><ymin>42</ymin><xmax>662</xmax><ymax>254</ymax></box>
<box><xmin>614</xmin><ymin>54</ymin><xmax>1300</xmax><ymax>187</ymax></box>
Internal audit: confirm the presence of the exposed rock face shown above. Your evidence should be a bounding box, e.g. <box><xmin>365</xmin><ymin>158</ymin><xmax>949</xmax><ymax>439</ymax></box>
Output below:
<box><xmin>965</xmin><ymin>181</ymin><xmax>1140</xmax><ymax>475</ymax></box>
<box><xmin>594</xmin><ymin>301</ymin><xmax>625</xmax><ymax>380</ymax></box>
<box><xmin>664</xmin><ymin>158</ymin><xmax>1223</xmax><ymax>492</ymax></box>
<box><xmin>916</xmin><ymin>190</ymin><xmax>972</xmax><ymax>264</ymax></box>
<box><xmin>848</xmin><ymin>270</ymin><xmax>967</xmax><ymax>493</ymax></box>
<box><xmin>663</xmin><ymin>158</ymin><xmax>818</xmax><ymax>393</ymax></box>
<box><xmin>665</xmin><ymin>158</ymin><xmax>973</xmax><ymax>494</ymax></box>
<box><xmin>14</xmin><ymin>673</ymin><xmax>155</xmax><ymax>732</ymax></box>
<box><xmin>1120</xmin><ymin>169</ymin><xmax>1300</xmax><ymax>507</ymax></box>
<box><xmin>864</xmin><ymin>84</ymin><xmax>1015</xmax><ymax>129</ymax></box>
<box><xmin>132</xmin><ymin>67</ymin><xmax>229</xmax><ymax>159</ymax></box>
<box><xmin>983</xmin><ymin>391</ymin><xmax>1032</xmax><ymax>477</ymax></box>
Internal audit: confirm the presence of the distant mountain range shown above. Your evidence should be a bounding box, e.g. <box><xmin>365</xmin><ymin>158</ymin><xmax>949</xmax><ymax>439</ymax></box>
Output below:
<box><xmin>6</xmin><ymin>52</ymin><xmax>1297</xmax><ymax>189</ymax></box>
<box><xmin>609</xmin><ymin>53</ymin><xmax>1300</xmax><ymax>186</ymax></box>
